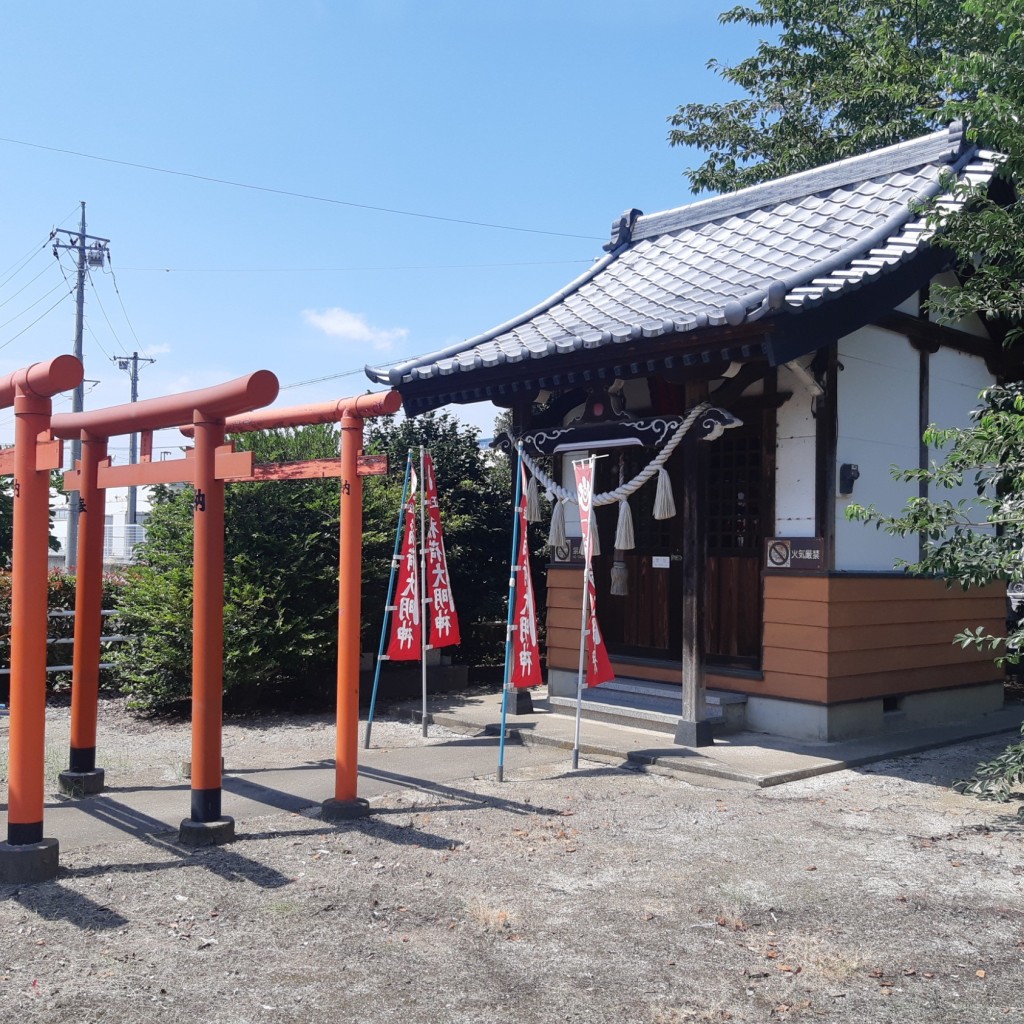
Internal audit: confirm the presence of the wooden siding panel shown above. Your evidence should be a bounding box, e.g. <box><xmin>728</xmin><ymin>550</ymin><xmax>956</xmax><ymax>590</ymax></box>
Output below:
<box><xmin>763</xmin><ymin>622</ymin><xmax>829</xmax><ymax>653</ymax></box>
<box><xmin>761</xmin><ymin>573</ymin><xmax>1004</xmax><ymax>704</ymax></box>
<box><xmin>827</xmin><ymin>598</ymin><xmax>1004</xmax><ymax>627</ymax></box>
<box><xmin>763</xmin><ymin>598</ymin><xmax>830</xmax><ymax>628</ymax></box>
<box><xmin>828</xmin><ymin>662</ymin><xmax>1001</xmax><ymax>702</ymax></box>
<box><xmin>824</xmin><ymin>619</ymin><xmax>1004</xmax><ymax>652</ymax></box>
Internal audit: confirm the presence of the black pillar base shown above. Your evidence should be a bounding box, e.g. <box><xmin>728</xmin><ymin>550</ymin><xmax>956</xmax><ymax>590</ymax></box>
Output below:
<box><xmin>0</xmin><ymin>839</ymin><xmax>60</xmax><ymax>885</ymax></box>
<box><xmin>178</xmin><ymin>816</ymin><xmax>235</xmax><ymax>847</ymax></box>
<box><xmin>321</xmin><ymin>797</ymin><xmax>371</xmax><ymax>822</ymax></box>
<box><xmin>58</xmin><ymin>768</ymin><xmax>105</xmax><ymax>797</ymax></box>
<box><xmin>674</xmin><ymin>718</ymin><xmax>715</xmax><ymax>748</ymax></box>
<box><xmin>507</xmin><ymin>689</ymin><xmax>535</xmax><ymax>715</ymax></box>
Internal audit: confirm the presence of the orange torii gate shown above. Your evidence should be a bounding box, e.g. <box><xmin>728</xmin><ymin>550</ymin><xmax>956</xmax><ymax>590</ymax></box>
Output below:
<box><xmin>181</xmin><ymin>389</ymin><xmax>402</xmax><ymax>820</ymax></box>
<box><xmin>51</xmin><ymin>371</ymin><xmax>279</xmax><ymax>850</ymax></box>
<box><xmin>0</xmin><ymin>355</ymin><xmax>84</xmax><ymax>885</ymax></box>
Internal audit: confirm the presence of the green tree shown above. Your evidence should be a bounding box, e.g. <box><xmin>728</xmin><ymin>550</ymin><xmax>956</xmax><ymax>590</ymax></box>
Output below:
<box><xmin>362</xmin><ymin>410</ymin><xmax>512</xmax><ymax>669</ymax></box>
<box><xmin>114</xmin><ymin>424</ymin><xmax>343</xmax><ymax>712</ymax></box>
<box><xmin>671</xmin><ymin>1</ymin><xmax>1024</xmax><ymax>810</ymax></box>
<box><xmin>113</xmin><ymin>414</ymin><xmax>513</xmax><ymax>712</ymax></box>
<box><xmin>668</xmin><ymin>0</ymin><xmax>969</xmax><ymax>194</ymax></box>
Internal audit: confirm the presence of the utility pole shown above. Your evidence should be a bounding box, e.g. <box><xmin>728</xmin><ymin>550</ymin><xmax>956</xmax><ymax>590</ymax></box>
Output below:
<box><xmin>113</xmin><ymin>351</ymin><xmax>156</xmax><ymax>529</ymax></box>
<box><xmin>51</xmin><ymin>202</ymin><xmax>109</xmax><ymax>569</ymax></box>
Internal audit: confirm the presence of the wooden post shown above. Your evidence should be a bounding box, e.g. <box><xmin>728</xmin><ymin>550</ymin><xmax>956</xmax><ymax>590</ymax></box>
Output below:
<box><xmin>676</xmin><ymin>382</ymin><xmax>713</xmax><ymax>747</ymax></box>
<box><xmin>181</xmin><ymin>415</ymin><xmax>234</xmax><ymax>843</ymax></box>
<box><xmin>1</xmin><ymin>354</ymin><xmax>84</xmax><ymax>884</ymax></box>
<box><xmin>322</xmin><ymin>408</ymin><xmax>371</xmax><ymax>820</ymax></box>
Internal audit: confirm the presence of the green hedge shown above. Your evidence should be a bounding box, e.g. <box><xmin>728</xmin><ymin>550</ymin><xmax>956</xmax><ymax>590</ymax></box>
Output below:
<box><xmin>0</xmin><ymin>569</ymin><xmax>127</xmax><ymax>699</ymax></box>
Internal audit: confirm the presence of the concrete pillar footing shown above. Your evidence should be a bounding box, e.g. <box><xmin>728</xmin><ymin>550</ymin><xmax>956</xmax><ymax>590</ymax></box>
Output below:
<box><xmin>58</xmin><ymin>768</ymin><xmax>105</xmax><ymax>797</ymax></box>
<box><xmin>507</xmin><ymin>689</ymin><xmax>535</xmax><ymax>715</ymax></box>
<box><xmin>321</xmin><ymin>797</ymin><xmax>371</xmax><ymax>822</ymax></box>
<box><xmin>178</xmin><ymin>816</ymin><xmax>235</xmax><ymax>847</ymax></box>
<box><xmin>0</xmin><ymin>838</ymin><xmax>60</xmax><ymax>885</ymax></box>
<box><xmin>674</xmin><ymin>718</ymin><xmax>715</xmax><ymax>748</ymax></box>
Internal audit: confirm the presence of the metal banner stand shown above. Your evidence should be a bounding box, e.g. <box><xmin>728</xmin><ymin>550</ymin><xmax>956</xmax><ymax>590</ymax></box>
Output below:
<box><xmin>497</xmin><ymin>443</ymin><xmax>526</xmax><ymax>784</ymax></box>
<box><xmin>364</xmin><ymin>451</ymin><xmax>414</xmax><ymax>749</ymax></box>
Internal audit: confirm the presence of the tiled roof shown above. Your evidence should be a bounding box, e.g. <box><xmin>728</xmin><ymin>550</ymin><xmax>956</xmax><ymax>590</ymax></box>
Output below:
<box><xmin>367</xmin><ymin>124</ymin><xmax>996</xmax><ymax>391</ymax></box>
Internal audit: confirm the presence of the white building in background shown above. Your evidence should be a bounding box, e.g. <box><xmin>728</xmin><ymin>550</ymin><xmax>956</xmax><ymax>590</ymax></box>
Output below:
<box><xmin>49</xmin><ymin>486</ymin><xmax>151</xmax><ymax>569</ymax></box>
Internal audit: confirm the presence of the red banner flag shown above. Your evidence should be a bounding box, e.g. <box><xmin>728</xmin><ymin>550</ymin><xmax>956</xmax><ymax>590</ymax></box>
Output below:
<box><xmin>422</xmin><ymin>453</ymin><xmax>461</xmax><ymax>648</ymax></box>
<box><xmin>572</xmin><ymin>457</ymin><xmax>614</xmax><ymax>687</ymax></box>
<box><xmin>585</xmin><ymin>572</ymin><xmax>615</xmax><ymax>686</ymax></box>
<box><xmin>386</xmin><ymin>479</ymin><xmax>421</xmax><ymax>661</ymax></box>
<box><xmin>510</xmin><ymin>468</ymin><xmax>542</xmax><ymax>688</ymax></box>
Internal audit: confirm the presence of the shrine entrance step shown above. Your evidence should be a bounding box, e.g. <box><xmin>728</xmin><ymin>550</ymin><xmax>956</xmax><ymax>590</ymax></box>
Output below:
<box><xmin>547</xmin><ymin>678</ymin><xmax>747</xmax><ymax>736</ymax></box>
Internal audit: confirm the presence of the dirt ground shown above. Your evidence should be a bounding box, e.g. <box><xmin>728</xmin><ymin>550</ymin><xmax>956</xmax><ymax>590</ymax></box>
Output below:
<box><xmin>1</xmin><ymin>699</ymin><xmax>1022</xmax><ymax>1024</ymax></box>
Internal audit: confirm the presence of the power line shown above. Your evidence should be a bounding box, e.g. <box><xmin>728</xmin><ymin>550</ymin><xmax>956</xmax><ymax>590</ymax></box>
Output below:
<box><xmin>105</xmin><ymin>262</ymin><xmax>147</xmax><ymax>357</ymax></box>
<box><xmin>0</xmin><ymin>240</ymin><xmax>48</xmax><ymax>291</ymax></box>
<box><xmin>0</xmin><ymin>278</ymin><xmax>70</xmax><ymax>331</ymax></box>
<box><xmin>0</xmin><ymin>288</ymin><xmax>74</xmax><ymax>351</ymax></box>
<box><xmin>0</xmin><ymin>260</ymin><xmax>59</xmax><ymax>309</ymax></box>
<box><xmin>116</xmin><ymin>259</ymin><xmax>594</xmax><ymax>273</ymax></box>
<box><xmin>279</xmin><ymin>368</ymin><xmax>368</xmax><ymax>391</ymax></box>
<box><xmin>86</xmin><ymin>266</ymin><xmax>131</xmax><ymax>357</ymax></box>
<box><xmin>0</xmin><ymin>135</ymin><xmax>605</xmax><ymax>242</ymax></box>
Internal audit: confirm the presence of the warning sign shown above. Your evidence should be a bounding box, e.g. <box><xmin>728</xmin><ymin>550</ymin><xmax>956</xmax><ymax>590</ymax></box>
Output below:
<box><xmin>765</xmin><ymin>537</ymin><xmax>824</xmax><ymax>571</ymax></box>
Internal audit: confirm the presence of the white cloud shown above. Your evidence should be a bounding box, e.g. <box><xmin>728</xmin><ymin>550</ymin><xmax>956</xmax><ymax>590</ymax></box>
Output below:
<box><xmin>302</xmin><ymin>307</ymin><xmax>408</xmax><ymax>351</ymax></box>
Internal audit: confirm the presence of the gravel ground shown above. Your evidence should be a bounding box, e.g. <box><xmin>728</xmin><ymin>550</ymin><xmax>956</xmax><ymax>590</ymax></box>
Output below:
<box><xmin>1</xmin><ymin>699</ymin><xmax>1022</xmax><ymax>1023</ymax></box>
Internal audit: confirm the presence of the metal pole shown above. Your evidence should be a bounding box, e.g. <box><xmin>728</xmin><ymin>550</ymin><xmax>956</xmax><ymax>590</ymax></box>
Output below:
<box><xmin>364</xmin><ymin>451</ymin><xmax>413</xmax><ymax>749</ymax></box>
<box><xmin>497</xmin><ymin>444</ymin><xmax>525</xmax><ymax>784</ymax></box>
<box><xmin>127</xmin><ymin>353</ymin><xmax>139</xmax><ymax>526</ymax></box>
<box><xmin>571</xmin><ymin>455</ymin><xmax>597</xmax><ymax>771</ymax></box>
<box><xmin>65</xmin><ymin>202</ymin><xmax>87</xmax><ymax>570</ymax></box>
<box><xmin>419</xmin><ymin>445</ymin><xmax>429</xmax><ymax>738</ymax></box>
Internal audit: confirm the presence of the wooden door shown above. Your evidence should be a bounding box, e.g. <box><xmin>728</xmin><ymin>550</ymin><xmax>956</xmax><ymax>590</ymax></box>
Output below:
<box><xmin>593</xmin><ymin>448</ymin><xmax>683</xmax><ymax>659</ymax></box>
<box><xmin>704</xmin><ymin>417</ymin><xmax>765</xmax><ymax>667</ymax></box>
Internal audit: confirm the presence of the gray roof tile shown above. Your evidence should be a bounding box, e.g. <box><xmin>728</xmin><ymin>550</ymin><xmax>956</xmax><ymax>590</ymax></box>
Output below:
<box><xmin>370</xmin><ymin>125</ymin><xmax>995</xmax><ymax>389</ymax></box>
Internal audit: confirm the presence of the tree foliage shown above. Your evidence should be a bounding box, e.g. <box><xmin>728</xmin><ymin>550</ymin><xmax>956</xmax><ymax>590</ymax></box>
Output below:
<box><xmin>672</xmin><ymin>1</ymin><xmax>1024</xmax><ymax>810</ymax></box>
<box><xmin>113</xmin><ymin>413</ymin><xmax>512</xmax><ymax>712</ymax></box>
<box><xmin>668</xmin><ymin>0</ymin><xmax>970</xmax><ymax>194</ymax></box>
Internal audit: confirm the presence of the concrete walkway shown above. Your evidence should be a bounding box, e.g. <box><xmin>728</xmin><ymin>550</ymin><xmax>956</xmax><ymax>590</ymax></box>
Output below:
<box><xmin>3</xmin><ymin>691</ymin><xmax>1021</xmax><ymax>856</ymax></box>
<box><xmin>414</xmin><ymin>686</ymin><xmax>1024</xmax><ymax>788</ymax></box>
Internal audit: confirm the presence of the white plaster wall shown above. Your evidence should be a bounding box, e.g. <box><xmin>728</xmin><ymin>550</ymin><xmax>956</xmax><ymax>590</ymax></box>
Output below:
<box><xmin>929</xmin><ymin>271</ymin><xmax>990</xmax><ymax>338</ymax></box>
<box><xmin>775</xmin><ymin>361</ymin><xmax>817</xmax><ymax>535</ymax></box>
<box><xmin>835</xmin><ymin>326</ymin><xmax>921</xmax><ymax>570</ymax></box>
<box><xmin>928</xmin><ymin>347</ymin><xmax>993</xmax><ymax>529</ymax></box>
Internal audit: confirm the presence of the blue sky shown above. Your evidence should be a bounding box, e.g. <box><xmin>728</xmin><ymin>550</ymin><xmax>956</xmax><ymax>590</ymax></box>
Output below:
<box><xmin>0</xmin><ymin>1</ymin><xmax>762</xmax><ymax>455</ymax></box>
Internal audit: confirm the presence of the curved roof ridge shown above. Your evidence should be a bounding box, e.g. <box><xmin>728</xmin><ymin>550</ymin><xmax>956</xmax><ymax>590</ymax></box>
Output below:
<box><xmin>632</xmin><ymin>123</ymin><xmax>966</xmax><ymax>243</ymax></box>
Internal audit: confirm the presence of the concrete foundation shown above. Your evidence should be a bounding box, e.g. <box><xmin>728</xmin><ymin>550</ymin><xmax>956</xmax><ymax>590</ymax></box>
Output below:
<box><xmin>547</xmin><ymin>667</ymin><xmax>582</xmax><ymax>699</ymax></box>
<box><xmin>744</xmin><ymin>681</ymin><xmax>1006</xmax><ymax>742</ymax></box>
<box><xmin>321</xmin><ymin>797</ymin><xmax>371</xmax><ymax>822</ymax></box>
<box><xmin>0</xmin><ymin>838</ymin><xmax>60</xmax><ymax>884</ymax></box>
<box><xmin>178</xmin><ymin>816</ymin><xmax>235</xmax><ymax>847</ymax></box>
<box><xmin>58</xmin><ymin>768</ymin><xmax>105</xmax><ymax>797</ymax></box>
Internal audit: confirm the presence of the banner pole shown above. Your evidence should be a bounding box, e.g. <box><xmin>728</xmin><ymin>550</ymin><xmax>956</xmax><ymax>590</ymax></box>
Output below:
<box><xmin>419</xmin><ymin>445</ymin><xmax>429</xmax><ymax>737</ymax></box>
<box><xmin>497</xmin><ymin>443</ymin><xmax>525</xmax><ymax>784</ymax></box>
<box><xmin>364</xmin><ymin>450</ymin><xmax>413</xmax><ymax>749</ymax></box>
<box><xmin>572</xmin><ymin>576</ymin><xmax>590</xmax><ymax>771</ymax></box>
<box><xmin>571</xmin><ymin>454</ymin><xmax>597</xmax><ymax>771</ymax></box>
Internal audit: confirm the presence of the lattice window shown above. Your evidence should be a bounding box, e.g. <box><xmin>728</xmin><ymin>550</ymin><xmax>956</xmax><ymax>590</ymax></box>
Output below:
<box><xmin>706</xmin><ymin>430</ymin><xmax>762</xmax><ymax>553</ymax></box>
